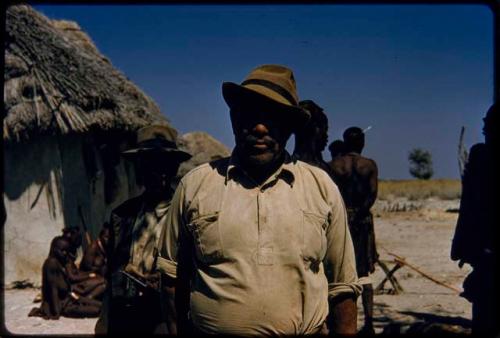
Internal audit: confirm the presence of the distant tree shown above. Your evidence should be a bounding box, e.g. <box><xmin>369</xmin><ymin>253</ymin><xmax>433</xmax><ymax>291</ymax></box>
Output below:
<box><xmin>408</xmin><ymin>148</ymin><xmax>433</xmax><ymax>180</ymax></box>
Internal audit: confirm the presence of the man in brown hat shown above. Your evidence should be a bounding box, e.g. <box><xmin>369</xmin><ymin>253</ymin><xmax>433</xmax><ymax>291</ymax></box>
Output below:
<box><xmin>451</xmin><ymin>103</ymin><xmax>499</xmax><ymax>336</ymax></box>
<box><xmin>95</xmin><ymin>125</ymin><xmax>191</xmax><ymax>335</ymax></box>
<box><xmin>157</xmin><ymin>65</ymin><xmax>361</xmax><ymax>335</ymax></box>
<box><xmin>329</xmin><ymin>126</ymin><xmax>379</xmax><ymax>335</ymax></box>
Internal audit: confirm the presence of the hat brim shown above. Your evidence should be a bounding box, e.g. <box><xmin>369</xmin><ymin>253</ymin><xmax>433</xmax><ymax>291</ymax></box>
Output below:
<box><xmin>222</xmin><ymin>82</ymin><xmax>310</xmax><ymax>130</ymax></box>
<box><xmin>121</xmin><ymin>147</ymin><xmax>192</xmax><ymax>162</ymax></box>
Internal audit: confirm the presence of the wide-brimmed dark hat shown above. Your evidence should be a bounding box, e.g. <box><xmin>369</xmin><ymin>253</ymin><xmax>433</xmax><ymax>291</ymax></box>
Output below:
<box><xmin>122</xmin><ymin>125</ymin><xmax>192</xmax><ymax>162</ymax></box>
<box><xmin>222</xmin><ymin>64</ymin><xmax>310</xmax><ymax>129</ymax></box>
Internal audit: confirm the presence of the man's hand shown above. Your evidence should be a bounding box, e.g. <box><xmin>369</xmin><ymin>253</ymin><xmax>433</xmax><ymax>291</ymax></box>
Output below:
<box><xmin>328</xmin><ymin>294</ymin><xmax>357</xmax><ymax>335</ymax></box>
<box><xmin>144</xmin><ymin>271</ymin><xmax>161</xmax><ymax>291</ymax></box>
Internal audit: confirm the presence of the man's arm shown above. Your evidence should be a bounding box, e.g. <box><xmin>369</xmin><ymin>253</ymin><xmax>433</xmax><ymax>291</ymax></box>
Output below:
<box><xmin>322</xmin><ymin>180</ymin><xmax>362</xmax><ymax>334</ymax></box>
<box><xmin>156</xmin><ymin>182</ymin><xmax>190</xmax><ymax>335</ymax></box>
<box><xmin>65</xmin><ymin>261</ymin><xmax>96</xmax><ymax>283</ymax></box>
<box><xmin>161</xmin><ymin>274</ymin><xmax>177</xmax><ymax>335</ymax></box>
<box><xmin>175</xmin><ymin>227</ymin><xmax>194</xmax><ymax>335</ymax></box>
<box><xmin>365</xmin><ymin>160</ymin><xmax>378</xmax><ymax>210</ymax></box>
<box><xmin>329</xmin><ymin>294</ymin><xmax>358</xmax><ymax>334</ymax></box>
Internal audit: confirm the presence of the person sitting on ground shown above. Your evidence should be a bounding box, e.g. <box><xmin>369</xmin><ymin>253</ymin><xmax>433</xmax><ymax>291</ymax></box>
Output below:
<box><xmin>62</xmin><ymin>227</ymin><xmax>106</xmax><ymax>300</ymax></box>
<box><xmin>80</xmin><ymin>225</ymin><xmax>110</xmax><ymax>278</ymax></box>
<box><xmin>29</xmin><ymin>236</ymin><xmax>101</xmax><ymax>319</ymax></box>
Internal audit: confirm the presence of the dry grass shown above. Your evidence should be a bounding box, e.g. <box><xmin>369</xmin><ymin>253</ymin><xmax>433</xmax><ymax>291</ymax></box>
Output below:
<box><xmin>378</xmin><ymin>179</ymin><xmax>461</xmax><ymax>201</ymax></box>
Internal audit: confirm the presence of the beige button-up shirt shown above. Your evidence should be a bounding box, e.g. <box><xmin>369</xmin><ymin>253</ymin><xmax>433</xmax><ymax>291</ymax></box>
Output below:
<box><xmin>156</xmin><ymin>155</ymin><xmax>361</xmax><ymax>335</ymax></box>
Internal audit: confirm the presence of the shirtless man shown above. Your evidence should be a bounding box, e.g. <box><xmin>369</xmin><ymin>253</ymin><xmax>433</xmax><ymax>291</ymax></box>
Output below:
<box><xmin>29</xmin><ymin>236</ymin><xmax>101</xmax><ymax>319</ymax></box>
<box><xmin>329</xmin><ymin>126</ymin><xmax>378</xmax><ymax>335</ymax></box>
<box><xmin>328</xmin><ymin>139</ymin><xmax>345</xmax><ymax>160</ymax></box>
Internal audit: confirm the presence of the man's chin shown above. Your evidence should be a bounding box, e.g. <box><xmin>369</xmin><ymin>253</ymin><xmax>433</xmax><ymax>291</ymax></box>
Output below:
<box><xmin>245</xmin><ymin>153</ymin><xmax>278</xmax><ymax>167</ymax></box>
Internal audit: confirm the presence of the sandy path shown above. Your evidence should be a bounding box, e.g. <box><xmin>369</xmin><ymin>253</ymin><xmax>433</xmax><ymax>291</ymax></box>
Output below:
<box><xmin>361</xmin><ymin>207</ymin><xmax>472</xmax><ymax>333</ymax></box>
<box><xmin>3</xmin><ymin>200</ymin><xmax>472</xmax><ymax>335</ymax></box>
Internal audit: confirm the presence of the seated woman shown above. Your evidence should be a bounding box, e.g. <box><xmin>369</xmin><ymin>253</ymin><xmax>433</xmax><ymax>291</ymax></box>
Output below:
<box><xmin>29</xmin><ymin>236</ymin><xmax>101</xmax><ymax>319</ymax></box>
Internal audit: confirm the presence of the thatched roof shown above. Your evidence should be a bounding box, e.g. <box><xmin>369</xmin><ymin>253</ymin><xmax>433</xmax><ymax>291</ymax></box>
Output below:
<box><xmin>4</xmin><ymin>5</ymin><xmax>169</xmax><ymax>142</ymax></box>
<box><xmin>177</xmin><ymin>131</ymin><xmax>231</xmax><ymax>177</ymax></box>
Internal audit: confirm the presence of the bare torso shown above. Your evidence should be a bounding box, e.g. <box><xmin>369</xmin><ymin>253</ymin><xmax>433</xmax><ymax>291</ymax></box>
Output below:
<box><xmin>329</xmin><ymin>152</ymin><xmax>378</xmax><ymax>211</ymax></box>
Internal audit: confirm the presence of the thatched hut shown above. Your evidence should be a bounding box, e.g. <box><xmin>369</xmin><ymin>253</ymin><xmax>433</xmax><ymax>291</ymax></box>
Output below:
<box><xmin>3</xmin><ymin>5</ymin><xmax>171</xmax><ymax>286</ymax></box>
<box><xmin>177</xmin><ymin>131</ymin><xmax>231</xmax><ymax>178</ymax></box>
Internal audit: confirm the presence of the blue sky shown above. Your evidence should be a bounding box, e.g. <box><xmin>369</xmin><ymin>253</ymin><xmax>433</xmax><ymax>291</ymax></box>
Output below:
<box><xmin>34</xmin><ymin>4</ymin><xmax>494</xmax><ymax>179</ymax></box>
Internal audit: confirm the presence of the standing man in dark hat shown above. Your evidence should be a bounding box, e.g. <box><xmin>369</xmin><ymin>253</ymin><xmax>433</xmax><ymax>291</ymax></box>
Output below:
<box><xmin>292</xmin><ymin>99</ymin><xmax>332</xmax><ymax>176</ymax></box>
<box><xmin>451</xmin><ymin>103</ymin><xmax>499</xmax><ymax>336</ymax></box>
<box><xmin>157</xmin><ymin>65</ymin><xmax>361</xmax><ymax>335</ymax></box>
<box><xmin>329</xmin><ymin>126</ymin><xmax>379</xmax><ymax>335</ymax></box>
<box><xmin>95</xmin><ymin>125</ymin><xmax>191</xmax><ymax>335</ymax></box>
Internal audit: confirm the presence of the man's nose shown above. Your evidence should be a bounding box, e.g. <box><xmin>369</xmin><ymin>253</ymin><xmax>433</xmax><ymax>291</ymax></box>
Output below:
<box><xmin>252</xmin><ymin>123</ymin><xmax>269</xmax><ymax>135</ymax></box>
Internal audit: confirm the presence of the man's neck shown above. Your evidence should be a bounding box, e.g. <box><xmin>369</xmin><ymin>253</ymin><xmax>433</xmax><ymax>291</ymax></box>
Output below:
<box><xmin>239</xmin><ymin>152</ymin><xmax>286</xmax><ymax>186</ymax></box>
<box><xmin>293</xmin><ymin>138</ymin><xmax>324</xmax><ymax>163</ymax></box>
<box><xmin>346</xmin><ymin>149</ymin><xmax>361</xmax><ymax>155</ymax></box>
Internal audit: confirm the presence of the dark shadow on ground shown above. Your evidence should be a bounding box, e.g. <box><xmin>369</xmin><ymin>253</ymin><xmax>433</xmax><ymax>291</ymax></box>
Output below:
<box><xmin>399</xmin><ymin>311</ymin><xmax>472</xmax><ymax>328</ymax></box>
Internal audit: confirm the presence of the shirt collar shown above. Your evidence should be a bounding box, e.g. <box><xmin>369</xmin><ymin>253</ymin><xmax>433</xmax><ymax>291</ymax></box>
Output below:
<box><xmin>154</xmin><ymin>200</ymin><xmax>170</xmax><ymax>219</ymax></box>
<box><xmin>225</xmin><ymin>150</ymin><xmax>296</xmax><ymax>188</ymax></box>
<box><xmin>141</xmin><ymin>190</ymin><xmax>173</xmax><ymax>219</ymax></box>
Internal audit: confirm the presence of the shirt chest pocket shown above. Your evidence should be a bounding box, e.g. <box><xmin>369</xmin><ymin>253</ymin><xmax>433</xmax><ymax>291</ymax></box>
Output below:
<box><xmin>187</xmin><ymin>212</ymin><xmax>224</xmax><ymax>264</ymax></box>
<box><xmin>302</xmin><ymin>211</ymin><xmax>328</xmax><ymax>270</ymax></box>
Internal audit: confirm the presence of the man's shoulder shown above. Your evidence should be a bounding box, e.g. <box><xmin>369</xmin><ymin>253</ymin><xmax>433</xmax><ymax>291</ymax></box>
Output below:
<box><xmin>357</xmin><ymin>155</ymin><xmax>378</xmax><ymax>171</ymax></box>
<box><xmin>180</xmin><ymin>157</ymin><xmax>230</xmax><ymax>186</ymax></box>
<box><xmin>329</xmin><ymin>155</ymin><xmax>347</xmax><ymax>171</ymax></box>
<box><xmin>293</xmin><ymin>160</ymin><xmax>336</xmax><ymax>186</ymax></box>
<box><xmin>469</xmin><ymin>143</ymin><xmax>487</xmax><ymax>157</ymax></box>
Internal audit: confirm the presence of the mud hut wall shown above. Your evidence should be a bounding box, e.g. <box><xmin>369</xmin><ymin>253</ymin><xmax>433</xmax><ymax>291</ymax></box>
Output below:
<box><xmin>3</xmin><ymin>133</ymin><xmax>143</xmax><ymax>285</ymax></box>
<box><xmin>4</xmin><ymin>136</ymin><xmax>65</xmax><ymax>286</ymax></box>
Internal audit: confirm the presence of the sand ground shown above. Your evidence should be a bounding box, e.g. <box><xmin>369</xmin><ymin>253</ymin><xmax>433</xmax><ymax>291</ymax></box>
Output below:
<box><xmin>2</xmin><ymin>199</ymin><xmax>472</xmax><ymax>335</ymax></box>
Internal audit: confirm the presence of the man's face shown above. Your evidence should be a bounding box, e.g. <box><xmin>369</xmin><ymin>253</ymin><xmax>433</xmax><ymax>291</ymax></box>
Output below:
<box><xmin>483</xmin><ymin>117</ymin><xmax>498</xmax><ymax>147</ymax></box>
<box><xmin>231</xmin><ymin>104</ymin><xmax>293</xmax><ymax>167</ymax></box>
<box><xmin>315</xmin><ymin>123</ymin><xmax>329</xmax><ymax>152</ymax></box>
<box><xmin>137</xmin><ymin>154</ymin><xmax>180</xmax><ymax>193</ymax></box>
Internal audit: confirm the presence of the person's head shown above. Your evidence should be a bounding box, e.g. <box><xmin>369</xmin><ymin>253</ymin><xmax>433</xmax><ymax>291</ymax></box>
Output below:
<box><xmin>122</xmin><ymin>125</ymin><xmax>192</xmax><ymax>194</ymax></box>
<box><xmin>222</xmin><ymin>64</ymin><xmax>310</xmax><ymax>167</ymax></box>
<box><xmin>49</xmin><ymin>236</ymin><xmax>71</xmax><ymax>264</ymax></box>
<box><xmin>98</xmin><ymin>226</ymin><xmax>111</xmax><ymax>247</ymax></box>
<box><xmin>343</xmin><ymin>127</ymin><xmax>365</xmax><ymax>154</ymax></box>
<box><xmin>328</xmin><ymin>139</ymin><xmax>345</xmax><ymax>159</ymax></box>
<box><xmin>483</xmin><ymin>103</ymin><xmax>498</xmax><ymax>147</ymax></box>
<box><xmin>62</xmin><ymin>227</ymin><xmax>82</xmax><ymax>250</ymax></box>
<box><xmin>297</xmin><ymin>100</ymin><xmax>329</xmax><ymax>152</ymax></box>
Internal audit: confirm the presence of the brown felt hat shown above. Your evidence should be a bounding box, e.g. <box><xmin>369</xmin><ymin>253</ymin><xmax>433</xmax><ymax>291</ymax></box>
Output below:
<box><xmin>222</xmin><ymin>64</ymin><xmax>310</xmax><ymax>129</ymax></box>
<box><xmin>122</xmin><ymin>125</ymin><xmax>192</xmax><ymax>162</ymax></box>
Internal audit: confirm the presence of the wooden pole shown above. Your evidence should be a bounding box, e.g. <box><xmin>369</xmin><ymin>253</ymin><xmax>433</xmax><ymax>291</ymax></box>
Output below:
<box><xmin>376</xmin><ymin>260</ymin><xmax>404</xmax><ymax>294</ymax></box>
<box><xmin>386</xmin><ymin>252</ymin><xmax>462</xmax><ymax>294</ymax></box>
